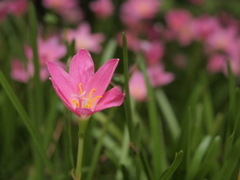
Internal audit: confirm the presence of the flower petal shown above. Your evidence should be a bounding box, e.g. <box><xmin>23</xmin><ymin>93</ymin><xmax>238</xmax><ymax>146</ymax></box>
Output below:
<box><xmin>69</xmin><ymin>49</ymin><xmax>94</xmax><ymax>86</ymax></box>
<box><xmin>94</xmin><ymin>87</ymin><xmax>124</xmax><ymax>112</ymax></box>
<box><xmin>11</xmin><ymin>59</ymin><xmax>29</xmax><ymax>83</ymax></box>
<box><xmin>47</xmin><ymin>61</ymin><xmax>77</xmax><ymax>105</ymax></box>
<box><xmin>50</xmin><ymin>78</ymin><xmax>75</xmax><ymax>113</ymax></box>
<box><xmin>74</xmin><ymin>107</ymin><xmax>93</xmax><ymax>119</ymax></box>
<box><xmin>86</xmin><ymin>59</ymin><xmax>119</xmax><ymax>98</ymax></box>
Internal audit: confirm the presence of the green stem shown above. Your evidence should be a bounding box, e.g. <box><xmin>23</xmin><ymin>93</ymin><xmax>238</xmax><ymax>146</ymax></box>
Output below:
<box><xmin>75</xmin><ymin>118</ymin><xmax>89</xmax><ymax>180</ymax></box>
<box><xmin>75</xmin><ymin>136</ymin><xmax>84</xmax><ymax>180</ymax></box>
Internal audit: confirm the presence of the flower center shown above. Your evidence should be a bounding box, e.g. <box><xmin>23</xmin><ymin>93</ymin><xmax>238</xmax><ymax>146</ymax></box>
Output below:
<box><xmin>71</xmin><ymin>83</ymin><xmax>102</xmax><ymax>109</ymax></box>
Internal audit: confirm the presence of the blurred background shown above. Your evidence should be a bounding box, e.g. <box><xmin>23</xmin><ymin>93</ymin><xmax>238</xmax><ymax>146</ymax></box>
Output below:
<box><xmin>0</xmin><ymin>0</ymin><xmax>240</xmax><ymax>180</ymax></box>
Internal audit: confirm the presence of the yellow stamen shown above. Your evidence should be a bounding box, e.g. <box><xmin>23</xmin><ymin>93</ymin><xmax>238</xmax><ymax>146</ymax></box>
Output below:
<box><xmin>78</xmin><ymin>83</ymin><xmax>83</xmax><ymax>95</ymax></box>
<box><xmin>72</xmin><ymin>100</ymin><xmax>80</xmax><ymax>107</ymax></box>
<box><xmin>88</xmin><ymin>89</ymin><xmax>96</xmax><ymax>100</ymax></box>
<box><xmin>84</xmin><ymin>95</ymin><xmax>102</xmax><ymax>108</ymax></box>
<box><xmin>89</xmin><ymin>96</ymin><xmax>102</xmax><ymax>106</ymax></box>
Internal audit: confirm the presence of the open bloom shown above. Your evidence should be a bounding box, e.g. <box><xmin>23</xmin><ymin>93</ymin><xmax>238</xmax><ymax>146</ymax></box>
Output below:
<box><xmin>129</xmin><ymin>64</ymin><xmax>174</xmax><ymax>101</ymax></box>
<box><xmin>42</xmin><ymin>0</ymin><xmax>82</xmax><ymax>23</ymax></box>
<box><xmin>67</xmin><ymin>23</ymin><xmax>105</xmax><ymax>53</ymax></box>
<box><xmin>90</xmin><ymin>0</ymin><xmax>114</xmax><ymax>19</ymax></box>
<box><xmin>11</xmin><ymin>36</ymin><xmax>66</xmax><ymax>82</ymax></box>
<box><xmin>47</xmin><ymin>49</ymin><xmax>124</xmax><ymax>119</ymax></box>
<box><xmin>0</xmin><ymin>0</ymin><xmax>27</xmax><ymax>22</ymax></box>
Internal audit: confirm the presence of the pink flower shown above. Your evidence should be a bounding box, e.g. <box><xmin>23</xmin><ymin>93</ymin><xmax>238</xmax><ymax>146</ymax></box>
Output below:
<box><xmin>47</xmin><ymin>49</ymin><xmax>124</xmax><ymax>119</ymax></box>
<box><xmin>11</xmin><ymin>36</ymin><xmax>66</xmax><ymax>83</ymax></box>
<box><xmin>120</xmin><ymin>0</ymin><xmax>160</xmax><ymax>29</ymax></box>
<box><xmin>67</xmin><ymin>23</ymin><xmax>105</xmax><ymax>53</ymax></box>
<box><xmin>43</xmin><ymin>0</ymin><xmax>77</xmax><ymax>10</ymax></box>
<box><xmin>117</xmin><ymin>31</ymin><xmax>140</xmax><ymax>52</ymax></box>
<box><xmin>7</xmin><ymin>0</ymin><xmax>27</xmax><ymax>16</ymax></box>
<box><xmin>129</xmin><ymin>65</ymin><xmax>174</xmax><ymax>101</ymax></box>
<box><xmin>147</xmin><ymin>64</ymin><xmax>175</xmax><ymax>87</ymax></box>
<box><xmin>90</xmin><ymin>0</ymin><xmax>114</xmax><ymax>19</ymax></box>
<box><xmin>42</xmin><ymin>0</ymin><xmax>83</xmax><ymax>23</ymax></box>
<box><xmin>194</xmin><ymin>15</ymin><xmax>219</xmax><ymax>41</ymax></box>
<box><xmin>129</xmin><ymin>70</ymin><xmax>147</xmax><ymax>101</ymax></box>
<box><xmin>207</xmin><ymin>54</ymin><xmax>226</xmax><ymax>73</ymax></box>
<box><xmin>165</xmin><ymin>9</ymin><xmax>195</xmax><ymax>46</ymax></box>
<box><xmin>0</xmin><ymin>2</ymin><xmax>8</xmax><ymax>22</ymax></box>
<box><xmin>121</xmin><ymin>0</ymin><xmax>160</xmax><ymax>20</ymax></box>
<box><xmin>206</xmin><ymin>27</ymin><xmax>237</xmax><ymax>53</ymax></box>
<box><xmin>140</xmin><ymin>40</ymin><xmax>164</xmax><ymax>65</ymax></box>
<box><xmin>0</xmin><ymin>0</ymin><xmax>27</xmax><ymax>21</ymax></box>
<box><xmin>166</xmin><ymin>9</ymin><xmax>192</xmax><ymax>32</ymax></box>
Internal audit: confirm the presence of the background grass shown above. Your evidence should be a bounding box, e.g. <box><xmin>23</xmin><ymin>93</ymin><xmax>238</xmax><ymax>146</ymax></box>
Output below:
<box><xmin>1</xmin><ymin>0</ymin><xmax>240</xmax><ymax>180</ymax></box>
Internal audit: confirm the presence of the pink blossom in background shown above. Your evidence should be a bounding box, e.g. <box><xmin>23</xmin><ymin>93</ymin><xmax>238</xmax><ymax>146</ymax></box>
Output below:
<box><xmin>0</xmin><ymin>0</ymin><xmax>27</xmax><ymax>21</ymax></box>
<box><xmin>166</xmin><ymin>9</ymin><xmax>192</xmax><ymax>32</ymax></box>
<box><xmin>7</xmin><ymin>0</ymin><xmax>27</xmax><ymax>15</ymax></box>
<box><xmin>219</xmin><ymin>13</ymin><xmax>239</xmax><ymax>29</ymax></box>
<box><xmin>129</xmin><ymin>65</ymin><xmax>174</xmax><ymax>101</ymax></box>
<box><xmin>194</xmin><ymin>15</ymin><xmax>219</xmax><ymax>41</ymax></box>
<box><xmin>120</xmin><ymin>0</ymin><xmax>160</xmax><ymax>28</ymax></box>
<box><xmin>147</xmin><ymin>64</ymin><xmax>175</xmax><ymax>87</ymax></box>
<box><xmin>47</xmin><ymin>49</ymin><xmax>124</xmax><ymax>119</ymax></box>
<box><xmin>90</xmin><ymin>0</ymin><xmax>114</xmax><ymax>19</ymax></box>
<box><xmin>165</xmin><ymin>9</ymin><xmax>195</xmax><ymax>46</ymax></box>
<box><xmin>176</xmin><ymin>23</ymin><xmax>195</xmax><ymax>46</ymax></box>
<box><xmin>43</xmin><ymin>0</ymin><xmax>76</xmax><ymax>10</ymax></box>
<box><xmin>42</xmin><ymin>0</ymin><xmax>83</xmax><ymax>23</ymax></box>
<box><xmin>206</xmin><ymin>27</ymin><xmax>237</xmax><ymax>53</ymax></box>
<box><xmin>117</xmin><ymin>31</ymin><xmax>140</xmax><ymax>52</ymax></box>
<box><xmin>207</xmin><ymin>54</ymin><xmax>226</xmax><ymax>73</ymax></box>
<box><xmin>0</xmin><ymin>2</ymin><xmax>8</xmax><ymax>22</ymax></box>
<box><xmin>129</xmin><ymin>70</ymin><xmax>147</xmax><ymax>101</ymax></box>
<box><xmin>140</xmin><ymin>41</ymin><xmax>164</xmax><ymax>65</ymax></box>
<box><xmin>146</xmin><ymin>23</ymin><xmax>164</xmax><ymax>40</ymax></box>
<box><xmin>121</xmin><ymin>0</ymin><xmax>160</xmax><ymax>20</ymax></box>
<box><xmin>11</xmin><ymin>36</ymin><xmax>66</xmax><ymax>83</ymax></box>
<box><xmin>67</xmin><ymin>23</ymin><xmax>105</xmax><ymax>53</ymax></box>
<box><xmin>224</xmin><ymin>59</ymin><xmax>240</xmax><ymax>76</ymax></box>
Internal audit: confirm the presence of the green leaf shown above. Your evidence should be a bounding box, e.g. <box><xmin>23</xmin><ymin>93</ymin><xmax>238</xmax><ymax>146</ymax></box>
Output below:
<box><xmin>155</xmin><ymin>89</ymin><xmax>180</xmax><ymax>141</ymax></box>
<box><xmin>122</xmin><ymin>32</ymin><xmax>134</xmax><ymax>141</ymax></box>
<box><xmin>28</xmin><ymin>2</ymin><xmax>43</xmax><ymax>126</ymax></box>
<box><xmin>140</xmin><ymin>149</ymin><xmax>153</xmax><ymax>180</ymax></box>
<box><xmin>197</xmin><ymin>136</ymin><xmax>221</xmax><ymax>179</ymax></box>
<box><xmin>137</xmin><ymin>54</ymin><xmax>167</xmax><ymax>179</ymax></box>
<box><xmin>227</xmin><ymin>62</ymin><xmax>237</xmax><ymax>122</ymax></box>
<box><xmin>159</xmin><ymin>150</ymin><xmax>183</xmax><ymax>180</ymax></box>
<box><xmin>121</xmin><ymin>165</ymin><xmax>130</xmax><ymax>180</ymax></box>
<box><xmin>100</xmin><ymin>39</ymin><xmax>117</xmax><ymax>65</ymax></box>
<box><xmin>213</xmin><ymin>139</ymin><xmax>240</xmax><ymax>180</ymax></box>
<box><xmin>0</xmin><ymin>71</ymin><xmax>53</xmax><ymax>172</ymax></box>
<box><xmin>187</xmin><ymin>136</ymin><xmax>212</xmax><ymax>180</ymax></box>
<box><xmin>86</xmin><ymin>109</ymin><xmax>116</xmax><ymax>180</ymax></box>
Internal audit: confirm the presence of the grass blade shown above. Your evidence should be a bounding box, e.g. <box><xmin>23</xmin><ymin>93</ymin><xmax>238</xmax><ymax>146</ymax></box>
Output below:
<box><xmin>121</xmin><ymin>165</ymin><xmax>130</xmax><ymax>180</ymax></box>
<box><xmin>86</xmin><ymin>109</ymin><xmax>116</xmax><ymax>180</ymax></box>
<box><xmin>122</xmin><ymin>32</ymin><xmax>133</xmax><ymax>141</ymax></box>
<box><xmin>187</xmin><ymin>136</ymin><xmax>212</xmax><ymax>180</ymax></box>
<box><xmin>213</xmin><ymin>139</ymin><xmax>240</xmax><ymax>180</ymax></box>
<box><xmin>0</xmin><ymin>71</ymin><xmax>53</xmax><ymax>172</ymax></box>
<box><xmin>28</xmin><ymin>2</ymin><xmax>43</xmax><ymax>126</ymax></box>
<box><xmin>100</xmin><ymin>39</ymin><xmax>117</xmax><ymax>65</ymax></box>
<box><xmin>155</xmin><ymin>89</ymin><xmax>180</xmax><ymax>141</ymax></box>
<box><xmin>159</xmin><ymin>150</ymin><xmax>183</xmax><ymax>180</ymax></box>
<box><xmin>138</xmin><ymin>54</ymin><xmax>167</xmax><ymax>179</ymax></box>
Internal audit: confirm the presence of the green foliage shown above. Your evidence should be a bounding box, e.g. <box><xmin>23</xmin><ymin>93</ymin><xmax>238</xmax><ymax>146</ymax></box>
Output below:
<box><xmin>0</xmin><ymin>1</ymin><xmax>240</xmax><ymax>180</ymax></box>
